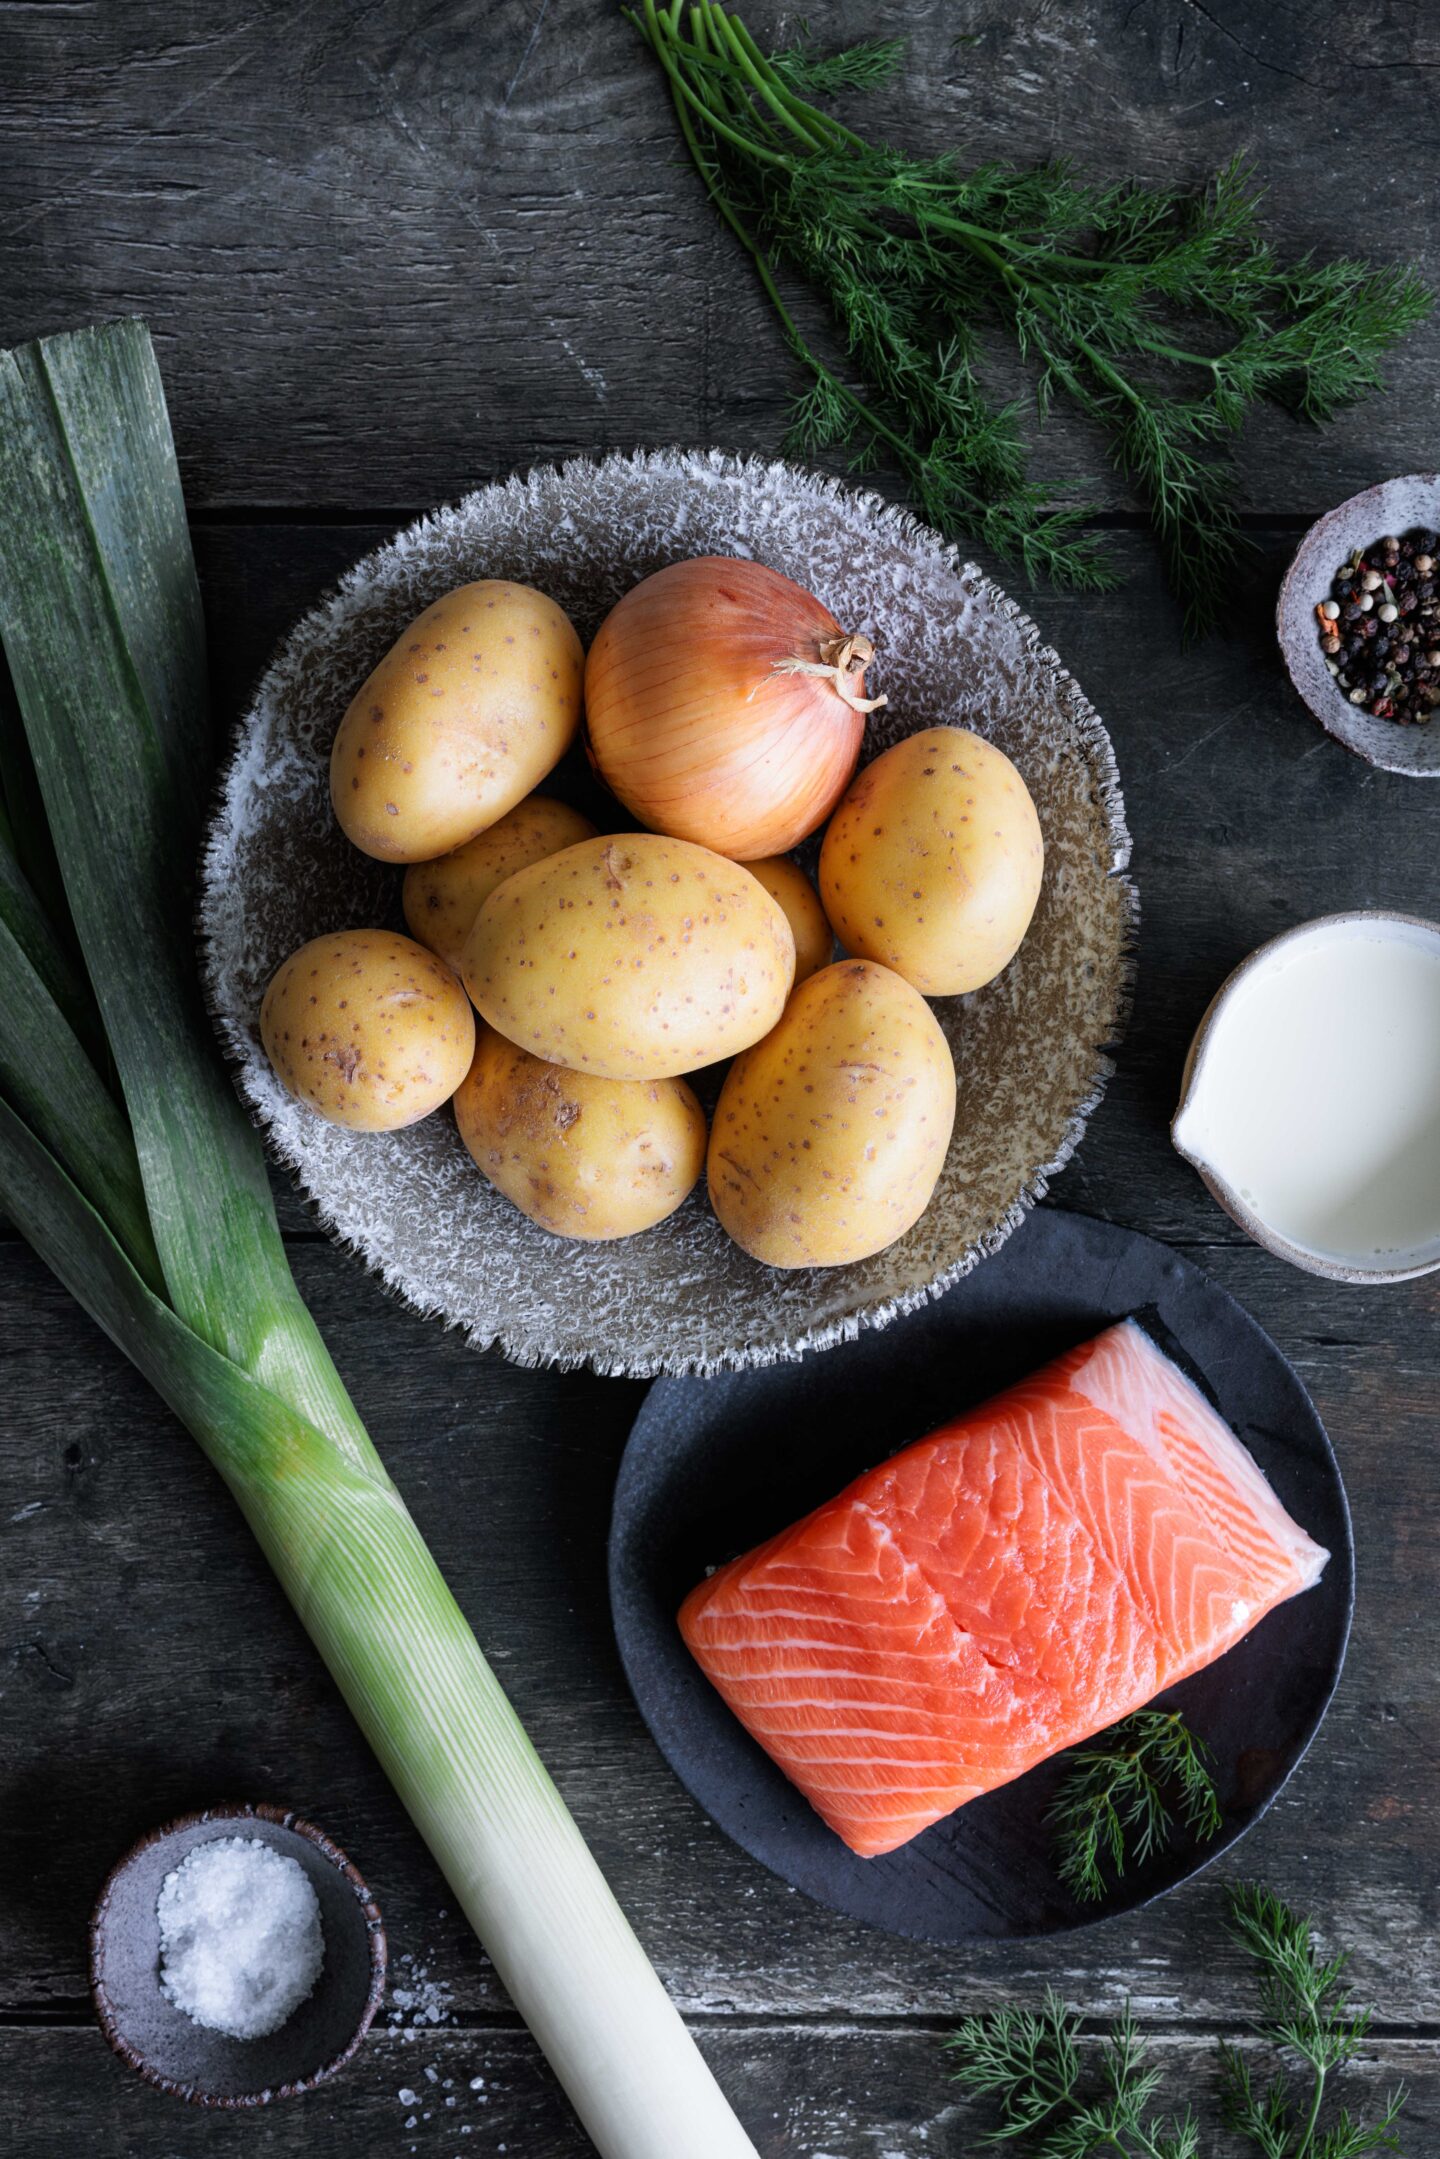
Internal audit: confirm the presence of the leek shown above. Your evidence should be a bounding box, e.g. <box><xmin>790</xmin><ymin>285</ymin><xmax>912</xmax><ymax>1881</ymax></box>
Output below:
<box><xmin>0</xmin><ymin>320</ymin><xmax>758</xmax><ymax>2159</ymax></box>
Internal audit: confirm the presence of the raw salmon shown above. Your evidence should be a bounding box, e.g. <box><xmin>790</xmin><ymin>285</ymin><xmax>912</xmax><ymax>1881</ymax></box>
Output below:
<box><xmin>679</xmin><ymin>1320</ymin><xmax>1328</xmax><ymax>1858</ymax></box>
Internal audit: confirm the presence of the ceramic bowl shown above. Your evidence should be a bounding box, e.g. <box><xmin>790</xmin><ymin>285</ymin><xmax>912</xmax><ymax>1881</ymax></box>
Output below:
<box><xmin>1277</xmin><ymin>473</ymin><xmax>1440</xmax><ymax>777</ymax></box>
<box><xmin>1172</xmin><ymin>910</ymin><xmax>1440</xmax><ymax>1284</ymax></box>
<box><xmin>89</xmin><ymin>1803</ymin><xmax>386</xmax><ymax>2106</ymax></box>
<box><xmin>200</xmin><ymin>450</ymin><xmax>1136</xmax><ymax>1379</ymax></box>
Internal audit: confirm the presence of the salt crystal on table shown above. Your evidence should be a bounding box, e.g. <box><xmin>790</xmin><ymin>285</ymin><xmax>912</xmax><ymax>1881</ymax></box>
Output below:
<box><xmin>156</xmin><ymin>1836</ymin><xmax>323</xmax><ymax>2039</ymax></box>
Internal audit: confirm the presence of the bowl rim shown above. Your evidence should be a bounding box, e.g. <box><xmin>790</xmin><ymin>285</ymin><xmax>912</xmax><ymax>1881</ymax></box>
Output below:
<box><xmin>1275</xmin><ymin>474</ymin><xmax>1440</xmax><ymax>777</ymax></box>
<box><xmin>198</xmin><ymin>444</ymin><xmax>1138</xmax><ymax>1378</ymax></box>
<box><xmin>88</xmin><ymin>1800</ymin><xmax>387</xmax><ymax>2108</ymax></box>
<box><xmin>1171</xmin><ymin>908</ymin><xmax>1440</xmax><ymax>1284</ymax></box>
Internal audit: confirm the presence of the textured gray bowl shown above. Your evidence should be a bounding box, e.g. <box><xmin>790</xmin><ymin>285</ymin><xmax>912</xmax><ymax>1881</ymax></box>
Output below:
<box><xmin>202</xmin><ymin>449</ymin><xmax>1136</xmax><ymax>1377</ymax></box>
<box><xmin>90</xmin><ymin>1804</ymin><xmax>386</xmax><ymax>2106</ymax></box>
<box><xmin>1277</xmin><ymin>473</ymin><xmax>1440</xmax><ymax>776</ymax></box>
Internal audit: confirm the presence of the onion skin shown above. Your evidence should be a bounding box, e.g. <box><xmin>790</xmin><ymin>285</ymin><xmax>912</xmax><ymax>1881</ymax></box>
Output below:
<box><xmin>584</xmin><ymin>557</ymin><xmax>876</xmax><ymax>860</ymax></box>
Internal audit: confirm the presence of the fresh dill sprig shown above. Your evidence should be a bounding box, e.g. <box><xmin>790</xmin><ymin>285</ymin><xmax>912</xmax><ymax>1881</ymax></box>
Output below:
<box><xmin>946</xmin><ymin>1889</ymin><xmax>1406</xmax><ymax>2158</ymax></box>
<box><xmin>1221</xmin><ymin>1884</ymin><xmax>1408</xmax><ymax>2159</ymax></box>
<box><xmin>947</xmin><ymin>1995</ymin><xmax>1199</xmax><ymax>2157</ymax></box>
<box><xmin>630</xmin><ymin>1</ymin><xmax>1431</xmax><ymax>635</ymax></box>
<box><xmin>1049</xmin><ymin>1709</ymin><xmax>1224</xmax><ymax>1904</ymax></box>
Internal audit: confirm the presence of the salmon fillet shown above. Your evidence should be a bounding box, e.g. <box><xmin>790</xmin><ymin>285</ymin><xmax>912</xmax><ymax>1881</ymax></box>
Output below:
<box><xmin>678</xmin><ymin>1320</ymin><xmax>1329</xmax><ymax>1858</ymax></box>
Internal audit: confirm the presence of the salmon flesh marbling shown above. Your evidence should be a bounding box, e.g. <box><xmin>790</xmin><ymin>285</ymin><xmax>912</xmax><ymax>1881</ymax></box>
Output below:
<box><xmin>679</xmin><ymin>1321</ymin><xmax>1329</xmax><ymax>1858</ymax></box>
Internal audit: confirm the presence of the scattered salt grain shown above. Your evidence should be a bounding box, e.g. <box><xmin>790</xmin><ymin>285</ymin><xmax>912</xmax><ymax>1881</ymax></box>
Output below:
<box><xmin>469</xmin><ymin>2076</ymin><xmax>485</xmax><ymax>2090</ymax></box>
<box><xmin>388</xmin><ymin>1953</ymin><xmax>453</xmax><ymax>2028</ymax></box>
<box><xmin>398</xmin><ymin>2087</ymin><xmax>418</xmax><ymax>2106</ymax></box>
<box><xmin>156</xmin><ymin>1836</ymin><xmax>323</xmax><ymax>2039</ymax></box>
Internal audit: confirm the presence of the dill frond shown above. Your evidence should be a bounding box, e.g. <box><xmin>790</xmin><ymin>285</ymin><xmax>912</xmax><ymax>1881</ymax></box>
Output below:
<box><xmin>630</xmin><ymin>1</ymin><xmax>1430</xmax><ymax>635</ymax></box>
<box><xmin>770</xmin><ymin>28</ymin><xmax>906</xmax><ymax>95</ymax></box>
<box><xmin>1049</xmin><ymin>1709</ymin><xmax>1223</xmax><ymax>1904</ymax></box>
<box><xmin>946</xmin><ymin>1890</ymin><xmax>1405</xmax><ymax>2156</ymax></box>
<box><xmin>1222</xmin><ymin>1885</ymin><xmax>1408</xmax><ymax>2159</ymax></box>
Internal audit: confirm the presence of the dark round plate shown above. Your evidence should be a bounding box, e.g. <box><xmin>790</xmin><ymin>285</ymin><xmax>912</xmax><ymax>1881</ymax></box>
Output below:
<box><xmin>608</xmin><ymin>1209</ymin><xmax>1353</xmax><ymax>1943</ymax></box>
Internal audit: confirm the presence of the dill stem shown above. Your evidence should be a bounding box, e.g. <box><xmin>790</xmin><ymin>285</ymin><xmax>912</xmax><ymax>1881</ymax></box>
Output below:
<box><xmin>1131</xmin><ymin>331</ymin><xmax>1222</xmax><ymax>374</ymax></box>
<box><xmin>721</xmin><ymin>9</ymin><xmax>873</xmax><ymax>154</ymax></box>
<box><xmin>1296</xmin><ymin>2063</ymin><xmax>1327</xmax><ymax>2159</ymax></box>
<box><xmin>638</xmin><ymin>3</ymin><xmax>790</xmax><ymax>167</ymax></box>
<box><xmin>642</xmin><ymin>3</ymin><xmax>939</xmax><ymax>505</ymax></box>
<box><xmin>702</xmin><ymin>3</ymin><xmax>829</xmax><ymax>150</ymax></box>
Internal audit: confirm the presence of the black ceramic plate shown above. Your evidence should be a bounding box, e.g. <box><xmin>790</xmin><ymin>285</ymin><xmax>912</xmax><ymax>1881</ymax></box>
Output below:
<box><xmin>609</xmin><ymin>1209</ymin><xmax>1353</xmax><ymax>1943</ymax></box>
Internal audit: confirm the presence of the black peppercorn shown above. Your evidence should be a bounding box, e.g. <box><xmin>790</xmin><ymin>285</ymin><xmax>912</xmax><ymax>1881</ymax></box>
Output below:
<box><xmin>1314</xmin><ymin>526</ymin><xmax>1440</xmax><ymax>725</ymax></box>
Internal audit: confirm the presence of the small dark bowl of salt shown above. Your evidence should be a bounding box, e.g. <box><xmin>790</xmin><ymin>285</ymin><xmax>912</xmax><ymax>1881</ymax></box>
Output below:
<box><xmin>89</xmin><ymin>1802</ymin><xmax>386</xmax><ymax>2106</ymax></box>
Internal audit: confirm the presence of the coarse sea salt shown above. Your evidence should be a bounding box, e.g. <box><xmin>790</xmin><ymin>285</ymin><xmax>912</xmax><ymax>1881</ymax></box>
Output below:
<box><xmin>156</xmin><ymin>1836</ymin><xmax>324</xmax><ymax>2039</ymax></box>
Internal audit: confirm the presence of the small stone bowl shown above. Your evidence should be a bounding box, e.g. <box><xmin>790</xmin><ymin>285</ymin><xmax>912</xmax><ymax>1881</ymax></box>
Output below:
<box><xmin>90</xmin><ymin>1803</ymin><xmax>386</xmax><ymax>2106</ymax></box>
<box><xmin>1277</xmin><ymin>473</ymin><xmax>1440</xmax><ymax>777</ymax></box>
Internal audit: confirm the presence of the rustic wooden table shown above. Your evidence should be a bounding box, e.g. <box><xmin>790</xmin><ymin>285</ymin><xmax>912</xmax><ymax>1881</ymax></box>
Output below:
<box><xmin>3</xmin><ymin>4</ymin><xmax>1437</xmax><ymax>2153</ymax></box>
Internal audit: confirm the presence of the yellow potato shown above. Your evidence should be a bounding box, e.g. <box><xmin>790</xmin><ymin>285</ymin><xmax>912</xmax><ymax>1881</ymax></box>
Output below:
<box><xmin>462</xmin><ymin>833</ymin><xmax>796</xmax><ymax>1082</ymax></box>
<box><xmin>745</xmin><ymin>854</ymin><xmax>834</xmax><ymax>987</ymax></box>
<box><xmin>819</xmin><ymin>727</ymin><xmax>1044</xmax><ymax>996</ymax></box>
<box><xmin>403</xmin><ymin>796</ymin><xmax>597</xmax><ymax>973</ymax></box>
<box><xmin>454</xmin><ymin>1025</ymin><xmax>706</xmax><ymax>1241</ymax></box>
<box><xmin>260</xmin><ymin>929</ymin><xmax>474</xmax><ymax>1132</ymax></box>
<box><xmin>330</xmin><ymin>581</ymin><xmax>584</xmax><ymax>862</ymax></box>
<box><xmin>709</xmin><ymin>958</ymin><xmax>956</xmax><ymax>1269</ymax></box>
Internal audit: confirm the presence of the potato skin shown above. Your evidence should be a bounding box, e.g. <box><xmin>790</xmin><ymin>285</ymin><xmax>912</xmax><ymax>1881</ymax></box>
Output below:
<box><xmin>402</xmin><ymin>796</ymin><xmax>597</xmax><ymax>973</ymax></box>
<box><xmin>331</xmin><ymin>581</ymin><xmax>584</xmax><ymax>863</ymax></box>
<box><xmin>708</xmin><ymin>958</ymin><xmax>956</xmax><ymax>1269</ymax></box>
<box><xmin>454</xmin><ymin>1026</ymin><xmax>706</xmax><ymax>1241</ymax></box>
<box><xmin>462</xmin><ymin>834</ymin><xmax>796</xmax><ymax>1082</ymax></box>
<box><xmin>261</xmin><ymin>929</ymin><xmax>475</xmax><ymax>1131</ymax></box>
<box><xmin>819</xmin><ymin>727</ymin><xmax>1044</xmax><ymax>996</ymax></box>
<box><xmin>745</xmin><ymin>854</ymin><xmax>834</xmax><ymax>987</ymax></box>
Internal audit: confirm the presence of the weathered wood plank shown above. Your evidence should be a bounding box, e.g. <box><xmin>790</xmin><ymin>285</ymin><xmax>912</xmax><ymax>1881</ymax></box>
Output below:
<box><xmin>2</xmin><ymin>1</ymin><xmax>1438</xmax><ymax>526</ymax></box>
<box><xmin>6</xmin><ymin>514</ymin><xmax>1435</xmax><ymax>2029</ymax></box>
<box><xmin>3</xmin><ymin>4</ymin><xmax>1437</xmax><ymax>2152</ymax></box>
<box><xmin>0</xmin><ymin>2023</ymin><xmax>1433</xmax><ymax>2159</ymax></box>
<box><xmin>4</xmin><ymin>1232</ymin><xmax>1437</xmax><ymax>2022</ymax></box>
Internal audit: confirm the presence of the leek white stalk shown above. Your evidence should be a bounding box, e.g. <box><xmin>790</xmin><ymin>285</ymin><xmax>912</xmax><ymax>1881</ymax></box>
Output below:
<box><xmin>0</xmin><ymin>320</ymin><xmax>759</xmax><ymax>2159</ymax></box>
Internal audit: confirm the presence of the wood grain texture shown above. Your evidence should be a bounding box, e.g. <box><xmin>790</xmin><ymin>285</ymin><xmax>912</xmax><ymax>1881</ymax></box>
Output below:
<box><xmin>1</xmin><ymin>2026</ymin><xmax>1433</xmax><ymax>2159</ymax></box>
<box><xmin>3</xmin><ymin>1232</ymin><xmax>1438</xmax><ymax>2023</ymax></box>
<box><xmin>4</xmin><ymin>520</ymin><xmax>1438</xmax><ymax>2140</ymax></box>
<box><xmin>4</xmin><ymin>3</ymin><xmax>1440</xmax><ymax>2152</ymax></box>
<box><xmin>3</xmin><ymin>0</ymin><xmax>1440</xmax><ymax>533</ymax></box>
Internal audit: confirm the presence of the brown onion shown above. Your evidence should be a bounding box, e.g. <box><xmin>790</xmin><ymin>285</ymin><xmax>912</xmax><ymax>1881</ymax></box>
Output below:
<box><xmin>584</xmin><ymin>556</ymin><xmax>884</xmax><ymax>860</ymax></box>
